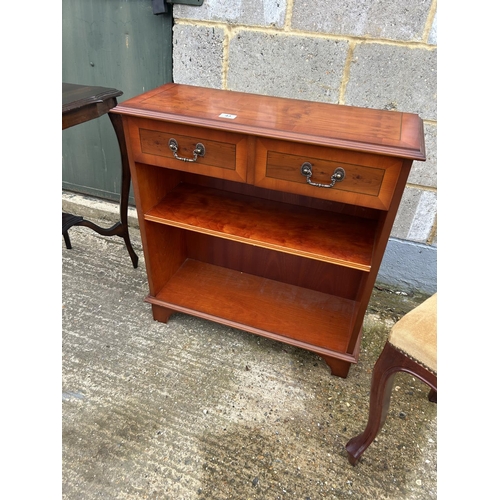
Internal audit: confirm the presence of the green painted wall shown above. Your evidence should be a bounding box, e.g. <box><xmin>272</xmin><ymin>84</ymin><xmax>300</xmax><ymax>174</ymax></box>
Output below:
<box><xmin>62</xmin><ymin>0</ymin><xmax>173</xmax><ymax>202</ymax></box>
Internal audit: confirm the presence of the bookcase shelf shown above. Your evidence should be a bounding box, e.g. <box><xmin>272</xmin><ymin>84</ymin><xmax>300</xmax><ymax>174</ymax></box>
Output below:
<box><xmin>147</xmin><ymin>259</ymin><xmax>359</xmax><ymax>357</ymax></box>
<box><xmin>144</xmin><ymin>183</ymin><xmax>377</xmax><ymax>271</ymax></box>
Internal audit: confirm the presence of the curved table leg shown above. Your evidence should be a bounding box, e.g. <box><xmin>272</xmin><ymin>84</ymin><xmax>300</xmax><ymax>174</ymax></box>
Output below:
<box><xmin>63</xmin><ymin>231</ymin><xmax>72</xmax><ymax>249</ymax></box>
<box><xmin>62</xmin><ymin>111</ymin><xmax>139</xmax><ymax>269</ymax></box>
<box><xmin>108</xmin><ymin>111</ymin><xmax>139</xmax><ymax>268</ymax></box>
<box><xmin>62</xmin><ymin>213</ymin><xmax>84</xmax><ymax>250</ymax></box>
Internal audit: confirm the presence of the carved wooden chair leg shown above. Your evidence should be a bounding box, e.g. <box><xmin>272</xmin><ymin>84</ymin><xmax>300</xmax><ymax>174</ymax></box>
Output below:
<box><xmin>428</xmin><ymin>388</ymin><xmax>437</xmax><ymax>403</ymax></box>
<box><xmin>346</xmin><ymin>342</ymin><xmax>399</xmax><ymax>465</ymax></box>
<box><xmin>346</xmin><ymin>293</ymin><xmax>437</xmax><ymax>466</ymax></box>
<box><xmin>346</xmin><ymin>341</ymin><xmax>437</xmax><ymax>465</ymax></box>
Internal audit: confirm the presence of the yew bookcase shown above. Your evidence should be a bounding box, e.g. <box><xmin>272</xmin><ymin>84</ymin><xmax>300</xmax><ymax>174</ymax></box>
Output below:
<box><xmin>111</xmin><ymin>84</ymin><xmax>425</xmax><ymax>378</ymax></box>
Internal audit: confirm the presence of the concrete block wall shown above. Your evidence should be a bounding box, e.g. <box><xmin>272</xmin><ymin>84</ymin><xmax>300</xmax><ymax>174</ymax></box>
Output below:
<box><xmin>172</xmin><ymin>0</ymin><xmax>437</xmax><ymax>294</ymax></box>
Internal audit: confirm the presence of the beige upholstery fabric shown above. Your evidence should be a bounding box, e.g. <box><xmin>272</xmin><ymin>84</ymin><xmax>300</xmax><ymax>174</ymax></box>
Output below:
<box><xmin>388</xmin><ymin>293</ymin><xmax>437</xmax><ymax>373</ymax></box>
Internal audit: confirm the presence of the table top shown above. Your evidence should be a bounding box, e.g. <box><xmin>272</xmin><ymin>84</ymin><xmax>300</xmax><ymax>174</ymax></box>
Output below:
<box><xmin>63</xmin><ymin>83</ymin><xmax>123</xmax><ymax>113</ymax></box>
<box><xmin>62</xmin><ymin>83</ymin><xmax>123</xmax><ymax>129</ymax></box>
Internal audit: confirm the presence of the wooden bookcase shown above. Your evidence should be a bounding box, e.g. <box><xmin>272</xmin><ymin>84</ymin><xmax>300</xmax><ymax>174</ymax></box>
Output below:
<box><xmin>111</xmin><ymin>84</ymin><xmax>425</xmax><ymax>378</ymax></box>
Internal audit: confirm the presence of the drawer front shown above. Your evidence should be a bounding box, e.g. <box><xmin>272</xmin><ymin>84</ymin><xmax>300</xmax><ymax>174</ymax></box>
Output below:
<box><xmin>254</xmin><ymin>138</ymin><xmax>402</xmax><ymax>210</ymax></box>
<box><xmin>127</xmin><ymin>117</ymin><xmax>248</xmax><ymax>182</ymax></box>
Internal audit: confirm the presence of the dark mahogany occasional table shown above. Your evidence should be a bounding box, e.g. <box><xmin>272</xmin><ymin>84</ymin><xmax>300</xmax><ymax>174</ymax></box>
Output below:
<box><xmin>62</xmin><ymin>82</ymin><xmax>139</xmax><ymax>268</ymax></box>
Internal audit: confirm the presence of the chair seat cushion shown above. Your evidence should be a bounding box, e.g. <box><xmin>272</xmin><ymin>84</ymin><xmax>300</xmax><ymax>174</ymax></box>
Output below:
<box><xmin>388</xmin><ymin>293</ymin><xmax>437</xmax><ymax>373</ymax></box>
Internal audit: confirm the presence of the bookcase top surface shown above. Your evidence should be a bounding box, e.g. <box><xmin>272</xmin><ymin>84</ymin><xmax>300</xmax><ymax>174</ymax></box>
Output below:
<box><xmin>113</xmin><ymin>83</ymin><xmax>425</xmax><ymax>160</ymax></box>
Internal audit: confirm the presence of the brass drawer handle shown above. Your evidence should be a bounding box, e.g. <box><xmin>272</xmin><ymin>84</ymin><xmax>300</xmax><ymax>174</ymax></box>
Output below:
<box><xmin>300</xmin><ymin>162</ymin><xmax>345</xmax><ymax>188</ymax></box>
<box><xmin>168</xmin><ymin>138</ymin><xmax>205</xmax><ymax>162</ymax></box>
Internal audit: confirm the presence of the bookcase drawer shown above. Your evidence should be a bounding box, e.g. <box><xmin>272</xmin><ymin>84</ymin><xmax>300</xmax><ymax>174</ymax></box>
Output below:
<box><xmin>254</xmin><ymin>138</ymin><xmax>402</xmax><ymax>210</ymax></box>
<box><xmin>128</xmin><ymin>117</ymin><xmax>248</xmax><ymax>183</ymax></box>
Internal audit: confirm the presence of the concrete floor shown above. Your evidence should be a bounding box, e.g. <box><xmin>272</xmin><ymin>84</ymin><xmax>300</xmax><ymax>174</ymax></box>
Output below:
<box><xmin>62</xmin><ymin>199</ymin><xmax>437</xmax><ymax>500</ymax></box>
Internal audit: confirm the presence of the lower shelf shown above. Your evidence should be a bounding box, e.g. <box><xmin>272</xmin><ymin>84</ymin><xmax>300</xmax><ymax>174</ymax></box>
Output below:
<box><xmin>146</xmin><ymin>258</ymin><xmax>359</xmax><ymax>358</ymax></box>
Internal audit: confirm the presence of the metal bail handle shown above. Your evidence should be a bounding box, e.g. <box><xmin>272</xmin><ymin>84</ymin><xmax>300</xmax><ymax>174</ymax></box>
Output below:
<box><xmin>168</xmin><ymin>138</ymin><xmax>205</xmax><ymax>162</ymax></box>
<box><xmin>300</xmin><ymin>162</ymin><xmax>345</xmax><ymax>188</ymax></box>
